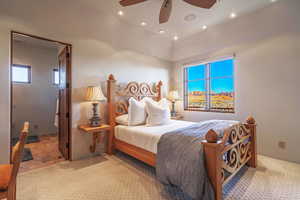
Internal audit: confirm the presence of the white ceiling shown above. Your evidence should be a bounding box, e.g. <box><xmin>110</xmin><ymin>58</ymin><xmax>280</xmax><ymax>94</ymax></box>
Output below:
<box><xmin>95</xmin><ymin>0</ymin><xmax>276</xmax><ymax>39</ymax></box>
<box><xmin>0</xmin><ymin>0</ymin><xmax>280</xmax><ymax>60</ymax></box>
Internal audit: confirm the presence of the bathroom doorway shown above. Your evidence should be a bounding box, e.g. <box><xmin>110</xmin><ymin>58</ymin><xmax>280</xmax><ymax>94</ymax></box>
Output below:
<box><xmin>10</xmin><ymin>31</ymin><xmax>72</xmax><ymax>172</ymax></box>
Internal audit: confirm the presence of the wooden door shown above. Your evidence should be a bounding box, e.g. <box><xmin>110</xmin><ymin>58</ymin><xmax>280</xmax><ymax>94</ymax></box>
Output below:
<box><xmin>58</xmin><ymin>46</ymin><xmax>71</xmax><ymax>160</ymax></box>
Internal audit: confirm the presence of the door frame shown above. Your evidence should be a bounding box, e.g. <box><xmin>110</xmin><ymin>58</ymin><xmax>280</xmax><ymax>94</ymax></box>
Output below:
<box><xmin>10</xmin><ymin>31</ymin><xmax>73</xmax><ymax>161</ymax></box>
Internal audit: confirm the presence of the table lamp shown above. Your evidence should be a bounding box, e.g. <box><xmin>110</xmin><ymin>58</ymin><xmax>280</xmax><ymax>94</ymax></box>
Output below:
<box><xmin>168</xmin><ymin>90</ymin><xmax>180</xmax><ymax>117</ymax></box>
<box><xmin>86</xmin><ymin>86</ymin><xmax>106</xmax><ymax>127</ymax></box>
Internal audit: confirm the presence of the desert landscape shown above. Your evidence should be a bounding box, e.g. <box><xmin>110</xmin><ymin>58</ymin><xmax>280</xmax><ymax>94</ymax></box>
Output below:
<box><xmin>188</xmin><ymin>91</ymin><xmax>234</xmax><ymax>112</ymax></box>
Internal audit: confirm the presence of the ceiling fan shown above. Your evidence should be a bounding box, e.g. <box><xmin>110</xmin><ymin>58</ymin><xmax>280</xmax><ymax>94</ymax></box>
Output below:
<box><xmin>119</xmin><ymin>0</ymin><xmax>217</xmax><ymax>24</ymax></box>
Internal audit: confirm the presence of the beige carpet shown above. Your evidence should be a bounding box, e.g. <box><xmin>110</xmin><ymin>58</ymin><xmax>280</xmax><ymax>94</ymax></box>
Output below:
<box><xmin>17</xmin><ymin>153</ymin><xmax>300</xmax><ymax>200</ymax></box>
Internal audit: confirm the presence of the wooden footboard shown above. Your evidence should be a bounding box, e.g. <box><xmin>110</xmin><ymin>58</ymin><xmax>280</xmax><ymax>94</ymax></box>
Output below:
<box><xmin>201</xmin><ymin>117</ymin><xmax>257</xmax><ymax>200</ymax></box>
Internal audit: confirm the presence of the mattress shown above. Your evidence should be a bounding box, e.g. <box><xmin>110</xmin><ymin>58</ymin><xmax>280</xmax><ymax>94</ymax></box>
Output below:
<box><xmin>114</xmin><ymin>120</ymin><xmax>196</xmax><ymax>153</ymax></box>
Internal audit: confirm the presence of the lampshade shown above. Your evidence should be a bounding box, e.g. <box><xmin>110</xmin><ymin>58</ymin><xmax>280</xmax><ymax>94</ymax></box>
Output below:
<box><xmin>85</xmin><ymin>86</ymin><xmax>106</xmax><ymax>102</ymax></box>
<box><xmin>168</xmin><ymin>90</ymin><xmax>180</xmax><ymax>101</ymax></box>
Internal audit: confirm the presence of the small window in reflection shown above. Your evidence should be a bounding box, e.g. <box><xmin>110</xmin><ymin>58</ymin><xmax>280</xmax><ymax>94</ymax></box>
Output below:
<box><xmin>12</xmin><ymin>64</ymin><xmax>31</xmax><ymax>84</ymax></box>
<box><xmin>53</xmin><ymin>69</ymin><xmax>60</xmax><ymax>85</ymax></box>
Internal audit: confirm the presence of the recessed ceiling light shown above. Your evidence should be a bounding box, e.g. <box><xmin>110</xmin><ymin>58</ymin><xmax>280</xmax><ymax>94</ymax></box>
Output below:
<box><xmin>184</xmin><ymin>14</ymin><xmax>197</xmax><ymax>22</ymax></box>
<box><xmin>202</xmin><ymin>25</ymin><xmax>207</xmax><ymax>30</ymax></box>
<box><xmin>159</xmin><ymin>29</ymin><xmax>165</xmax><ymax>34</ymax></box>
<box><xmin>173</xmin><ymin>36</ymin><xmax>179</xmax><ymax>41</ymax></box>
<box><xmin>270</xmin><ymin>0</ymin><xmax>277</xmax><ymax>2</ymax></box>
<box><xmin>230</xmin><ymin>12</ymin><xmax>237</xmax><ymax>19</ymax></box>
<box><xmin>141</xmin><ymin>22</ymin><xmax>147</xmax><ymax>26</ymax></box>
<box><xmin>118</xmin><ymin>10</ymin><xmax>124</xmax><ymax>16</ymax></box>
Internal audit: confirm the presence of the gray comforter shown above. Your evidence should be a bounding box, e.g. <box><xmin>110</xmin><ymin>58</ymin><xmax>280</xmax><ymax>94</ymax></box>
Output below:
<box><xmin>156</xmin><ymin>120</ymin><xmax>238</xmax><ymax>200</ymax></box>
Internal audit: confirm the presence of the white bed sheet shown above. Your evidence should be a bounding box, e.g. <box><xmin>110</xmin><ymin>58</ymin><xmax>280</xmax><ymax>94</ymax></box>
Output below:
<box><xmin>115</xmin><ymin>120</ymin><xmax>196</xmax><ymax>153</ymax></box>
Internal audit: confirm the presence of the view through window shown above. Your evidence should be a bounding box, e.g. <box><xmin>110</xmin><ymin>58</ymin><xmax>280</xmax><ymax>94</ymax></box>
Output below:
<box><xmin>184</xmin><ymin>58</ymin><xmax>234</xmax><ymax>113</ymax></box>
<box><xmin>12</xmin><ymin>64</ymin><xmax>31</xmax><ymax>84</ymax></box>
<box><xmin>53</xmin><ymin>69</ymin><xmax>60</xmax><ymax>85</ymax></box>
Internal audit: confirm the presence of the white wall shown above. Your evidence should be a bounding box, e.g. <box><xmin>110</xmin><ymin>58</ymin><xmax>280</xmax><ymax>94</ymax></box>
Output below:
<box><xmin>12</xmin><ymin>41</ymin><xmax>59</xmax><ymax>138</ymax></box>
<box><xmin>72</xmin><ymin>44</ymin><xmax>171</xmax><ymax>159</ymax></box>
<box><xmin>0</xmin><ymin>1</ymin><xmax>172</xmax><ymax>163</ymax></box>
<box><xmin>172</xmin><ymin>0</ymin><xmax>300</xmax><ymax>163</ymax></box>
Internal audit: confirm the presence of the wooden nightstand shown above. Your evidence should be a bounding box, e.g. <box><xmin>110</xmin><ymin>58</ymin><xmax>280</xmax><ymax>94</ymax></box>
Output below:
<box><xmin>78</xmin><ymin>124</ymin><xmax>111</xmax><ymax>153</ymax></box>
<box><xmin>171</xmin><ymin>114</ymin><xmax>184</xmax><ymax>120</ymax></box>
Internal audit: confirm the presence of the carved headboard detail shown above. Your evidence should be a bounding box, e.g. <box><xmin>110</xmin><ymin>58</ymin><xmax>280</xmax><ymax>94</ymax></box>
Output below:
<box><xmin>115</xmin><ymin>101</ymin><xmax>129</xmax><ymax>116</ymax></box>
<box><xmin>116</xmin><ymin>82</ymin><xmax>159</xmax><ymax>101</ymax></box>
<box><xmin>114</xmin><ymin>81</ymin><xmax>162</xmax><ymax>116</ymax></box>
<box><xmin>107</xmin><ymin>74</ymin><xmax>163</xmax><ymax>120</ymax></box>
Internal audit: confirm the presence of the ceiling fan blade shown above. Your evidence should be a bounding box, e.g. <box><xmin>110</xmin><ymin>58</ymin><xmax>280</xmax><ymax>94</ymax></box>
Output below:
<box><xmin>183</xmin><ymin>0</ymin><xmax>217</xmax><ymax>9</ymax></box>
<box><xmin>159</xmin><ymin>0</ymin><xmax>172</xmax><ymax>24</ymax></box>
<box><xmin>119</xmin><ymin>0</ymin><xmax>147</xmax><ymax>7</ymax></box>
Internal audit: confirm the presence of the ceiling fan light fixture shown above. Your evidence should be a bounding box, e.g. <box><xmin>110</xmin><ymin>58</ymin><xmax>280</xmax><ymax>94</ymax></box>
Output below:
<box><xmin>173</xmin><ymin>36</ymin><xmax>179</xmax><ymax>41</ymax></box>
<box><xmin>141</xmin><ymin>22</ymin><xmax>147</xmax><ymax>26</ymax></box>
<box><xmin>184</xmin><ymin>14</ymin><xmax>197</xmax><ymax>22</ymax></box>
<box><xmin>119</xmin><ymin>0</ymin><xmax>218</xmax><ymax>24</ymax></box>
<box><xmin>202</xmin><ymin>25</ymin><xmax>207</xmax><ymax>30</ymax></box>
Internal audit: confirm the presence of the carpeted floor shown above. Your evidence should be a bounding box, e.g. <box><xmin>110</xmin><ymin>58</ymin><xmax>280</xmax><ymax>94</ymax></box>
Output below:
<box><xmin>17</xmin><ymin>153</ymin><xmax>300</xmax><ymax>200</ymax></box>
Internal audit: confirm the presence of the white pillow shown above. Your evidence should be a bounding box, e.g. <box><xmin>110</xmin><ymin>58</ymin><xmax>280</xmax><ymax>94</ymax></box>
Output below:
<box><xmin>116</xmin><ymin>114</ymin><xmax>129</xmax><ymax>126</ymax></box>
<box><xmin>128</xmin><ymin>97</ymin><xmax>148</xmax><ymax>126</ymax></box>
<box><xmin>145</xmin><ymin>98</ymin><xmax>171</xmax><ymax>126</ymax></box>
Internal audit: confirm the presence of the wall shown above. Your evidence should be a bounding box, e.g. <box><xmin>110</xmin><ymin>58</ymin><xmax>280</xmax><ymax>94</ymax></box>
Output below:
<box><xmin>0</xmin><ymin>29</ymin><xmax>10</xmax><ymax>164</ymax></box>
<box><xmin>171</xmin><ymin>0</ymin><xmax>300</xmax><ymax>163</ymax></box>
<box><xmin>12</xmin><ymin>41</ymin><xmax>59</xmax><ymax>138</ymax></box>
<box><xmin>0</xmin><ymin>0</ymin><xmax>172</xmax><ymax>163</ymax></box>
<box><xmin>72</xmin><ymin>44</ymin><xmax>171</xmax><ymax>159</ymax></box>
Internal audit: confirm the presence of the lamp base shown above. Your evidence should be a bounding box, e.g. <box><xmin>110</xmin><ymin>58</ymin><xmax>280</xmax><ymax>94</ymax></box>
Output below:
<box><xmin>171</xmin><ymin>111</ymin><xmax>177</xmax><ymax>117</ymax></box>
<box><xmin>171</xmin><ymin>101</ymin><xmax>176</xmax><ymax>117</ymax></box>
<box><xmin>89</xmin><ymin>102</ymin><xmax>102</xmax><ymax>127</ymax></box>
<box><xmin>90</xmin><ymin>116</ymin><xmax>102</xmax><ymax>127</ymax></box>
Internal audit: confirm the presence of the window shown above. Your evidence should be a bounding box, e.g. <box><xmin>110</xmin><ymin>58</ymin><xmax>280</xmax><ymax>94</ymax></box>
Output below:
<box><xmin>12</xmin><ymin>64</ymin><xmax>31</xmax><ymax>84</ymax></box>
<box><xmin>53</xmin><ymin>69</ymin><xmax>60</xmax><ymax>85</ymax></box>
<box><xmin>184</xmin><ymin>58</ymin><xmax>234</xmax><ymax>113</ymax></box>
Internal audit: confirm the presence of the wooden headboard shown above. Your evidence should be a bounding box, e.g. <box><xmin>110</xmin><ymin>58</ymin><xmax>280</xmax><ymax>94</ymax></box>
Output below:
<box><xmin>106</xmin><ymin>74</ymin><xmax>163</xmax><ymax>154</ymax></box>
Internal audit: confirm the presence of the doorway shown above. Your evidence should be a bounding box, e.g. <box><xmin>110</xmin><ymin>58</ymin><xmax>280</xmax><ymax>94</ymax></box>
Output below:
<box><xmin>10</xmin><ymin>31</ymin><xmax>72</xmax><ymax>172</ymax></box>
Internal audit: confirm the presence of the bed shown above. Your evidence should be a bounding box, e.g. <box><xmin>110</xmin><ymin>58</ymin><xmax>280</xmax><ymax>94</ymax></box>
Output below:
<box><xmin>115</xmin><ymin>120</ymin><xmax>196</xmax><ymax>153</ymax></box>
<box><xmin>106</xmin><ymin>74</ymin><xmax>257</xmax><ymax>200</ymax></box>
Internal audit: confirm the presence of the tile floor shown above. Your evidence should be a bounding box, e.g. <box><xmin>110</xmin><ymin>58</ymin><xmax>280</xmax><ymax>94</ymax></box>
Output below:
<box><xmin>20</xmin><ymin>134</ymin><xmax>64</xmax><ymax>173</ymax></box>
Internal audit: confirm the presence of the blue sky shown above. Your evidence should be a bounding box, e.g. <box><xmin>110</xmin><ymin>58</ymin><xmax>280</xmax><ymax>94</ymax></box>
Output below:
<box><xmin>187</xmin><ymin>59</ymin><xmax>234</xmax><ymax>93</ymax></box>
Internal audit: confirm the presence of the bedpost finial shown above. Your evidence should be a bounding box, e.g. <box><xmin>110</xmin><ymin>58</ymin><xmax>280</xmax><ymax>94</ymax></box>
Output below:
<box><xmin>246</xmin><ymin>116</ymin><xmax>256</xmax><ymax>125</ymax></box>
<box><xmin>205</xmin><ymin>129</ymin><xmax>218</xmax><ymax>143</ymax></box>
<box><xmin>108</xmin><ymin>74</ymin><xmax>115</xmax><ymax>81</ymax></box>
<box><xmin>158</xmin><ymin>80</ymin><xmax>163</xmax><ymax>86</ymax></box>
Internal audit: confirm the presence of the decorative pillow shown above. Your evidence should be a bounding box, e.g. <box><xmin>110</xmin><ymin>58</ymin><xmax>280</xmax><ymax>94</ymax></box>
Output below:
<box><xmin>145</xmin><ymin>98</ymin><xmax>171</xmax><ymax>126</ymax></box>
<box><xmin>128</xmin><ymin>97</ymin><xmax>148</xmax><ymax>126</ymax></box>
<box><xmin>116</xmin><ymin>114</ymin><xmax>129</xmax><ymax>126</ymax></box>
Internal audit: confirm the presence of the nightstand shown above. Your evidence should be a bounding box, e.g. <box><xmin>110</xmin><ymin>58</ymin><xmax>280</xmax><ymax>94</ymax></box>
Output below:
<box><xmin>171</xmin><ymin>114</ymin><xmax>184</xmax><ymax>120</ymax></box>
<box><xmin>78</xmin><ymin>124</ymin><xmax>111</xmax><ymax>153</ymax></box>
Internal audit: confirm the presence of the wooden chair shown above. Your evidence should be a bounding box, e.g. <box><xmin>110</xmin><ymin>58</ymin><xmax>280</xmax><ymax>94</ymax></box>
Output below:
<box><xmin>0</xmin><ymin>122</ymin><xmax>29</xmax><ymax>200</ymax></box>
